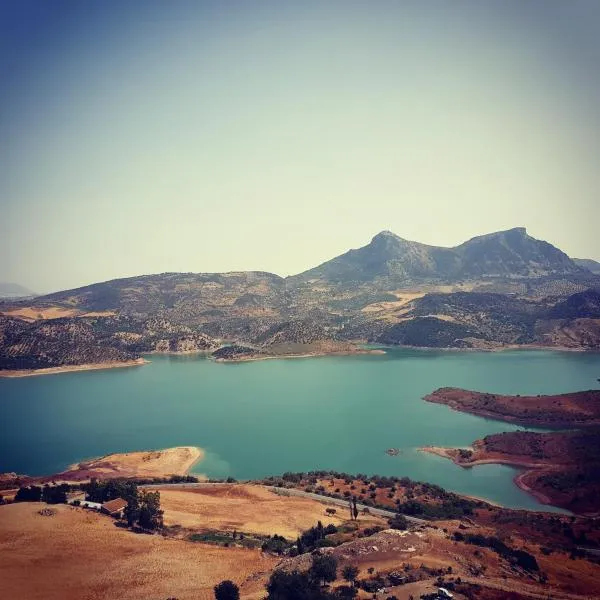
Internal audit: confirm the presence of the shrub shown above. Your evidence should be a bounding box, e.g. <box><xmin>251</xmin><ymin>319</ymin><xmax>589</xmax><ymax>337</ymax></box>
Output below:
<box><xmin>214</xmin><ymin>580</ymin><xmax>239</xmax><ymax>600</ymax></box>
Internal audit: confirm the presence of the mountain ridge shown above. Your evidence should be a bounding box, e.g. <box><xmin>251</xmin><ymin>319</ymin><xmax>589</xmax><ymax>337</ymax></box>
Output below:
<box><xmin>2</xmin><ymin>227</ymin><xmax>599</xmax><ymax>371</ymax></box>
<box><xmin>0</xmin><ymin>282</ymin><xmax>36</xmax><ymax>298</ymax></box>
<box><xmin>291</xmin><ymin>226</ymin><xmax>583</xmax><ymax>286</ymax></box>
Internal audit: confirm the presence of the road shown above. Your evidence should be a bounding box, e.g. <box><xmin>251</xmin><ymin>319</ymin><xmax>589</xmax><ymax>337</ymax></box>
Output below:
<box><xmin>144</xmin><ymin>481</ymin><xmax>428</xmax><ymax>525</ymax></box>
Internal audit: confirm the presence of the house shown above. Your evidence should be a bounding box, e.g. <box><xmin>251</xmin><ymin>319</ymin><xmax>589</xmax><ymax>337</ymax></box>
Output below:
<box><xmin>101</xmin><ymin>497</ymin><xmax>128</xmax><ymax>518</ymax></box>
<box><xmin>70</xmin><ymin>499</ymin><xmax>102</xmax><ymax>510</ymax></box>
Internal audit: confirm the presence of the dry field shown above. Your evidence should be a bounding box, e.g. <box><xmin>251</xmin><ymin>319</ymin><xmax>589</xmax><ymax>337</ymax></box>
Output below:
<box><xmin>0</xmin><ymin>306</ymin><xmax>116</xmax><ymax>321</ymax></box>
<box><xmin>156</xmin><ymin>484</ymin><xmax>346</xmax><ymax>538</ymax></box>
<box><xmin>0</xmin><ymin>502</ymin><xmax>278</xmax><ymax>600</ymax></box>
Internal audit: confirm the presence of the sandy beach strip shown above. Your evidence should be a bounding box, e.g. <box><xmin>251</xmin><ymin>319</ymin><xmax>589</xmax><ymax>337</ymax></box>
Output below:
<box><xmin>54</xmin><ymin>446</ymin><xmax>205</xmax><ymax>481</ymax></box>
<box><xmin>0</xmin><ymin>358</ymin><xmax>149</xmax><ymax>378</ymax></box>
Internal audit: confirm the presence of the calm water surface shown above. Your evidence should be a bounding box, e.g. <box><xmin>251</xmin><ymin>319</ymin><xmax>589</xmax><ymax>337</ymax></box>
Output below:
<box><xmin>1</xmin><ymin>349</ymin><xmax>599</xmax><ymax>512</ymax></box>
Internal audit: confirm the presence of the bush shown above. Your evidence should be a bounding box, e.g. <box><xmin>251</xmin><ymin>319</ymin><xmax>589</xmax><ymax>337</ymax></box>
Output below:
<box><xmin>461</xmin><ymin>533</ymin><xmax>539</xmax><ymax>572</ymax></box>
<box><xmin>42</xmin><ymin>484</ymin><xmax>69</xmax><ymax>504</ymax></box>
<box><xmin>342</xmin><ymin>565</ymin><xmax>359</xmax><ymax>583</ymax></box>
<box><xmin>389</xmin><ymin>514</ymin><xmax>408</xmax><ymax>530</ymax></box>
<box><xmin>214</xmin><ymin>580</ymin><xmax>239</xmax><ymax>600</ymax></box>
<box><xmin>310</xmin><ymin>554</ymin><xmax>337</xmax><ymax>584</ymax></box>
<box><xmin>262</xmin><ymin>534</ymin><xmax>291</xmax><ymax>555</ymax></box>
<box><xmin>15</xmin><ymin>486</ymin><xmax>42</xmax><ymax>502</ymax></box>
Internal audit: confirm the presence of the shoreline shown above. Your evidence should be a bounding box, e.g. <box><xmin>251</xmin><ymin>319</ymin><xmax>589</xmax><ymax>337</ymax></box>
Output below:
<box><xmin>419</xmin><ymin>446</ymin><xmax>550</xmax><ymax>470</ymax></box>
<box><xmin>0</xmin><ymin>358</ymin><xmax>149</xmax><ymax>378</ymax></box>
<box><xmin>2</xmin><ymin>343</ymin><xmax>597</xmax><ymax>377</ymax></box>
<box><xmin>513</xmin><ymin>469</ymin><xmax>554</xmax><ymax>507</ymax></box>
<box><xmin>423</xmin><ymin>403</ymin><xmax>599</xmax><ymax>429</ymax></box>
<box><xmin>419</xmin><ymin>445</ymin><xmax>574</xmax><ymax>512</ymax></box>
<box><xmin>422</xmin><ymin>388</ymin><xmax>600</xmax><ymax>428</ymax></box>
<box><xmin>52</xmin><ymin>446</ymin><xmax>204</xmax><ymax>483</ymax></box>
<box><xmin>375</xmin><ymin>342</ymin><xmax>600</xmax><ymax>354</ymax></box>
<box><xmin>214</xmin><ymin>348</ymin><xmax>386</xmax><ymax>363</ymax></box>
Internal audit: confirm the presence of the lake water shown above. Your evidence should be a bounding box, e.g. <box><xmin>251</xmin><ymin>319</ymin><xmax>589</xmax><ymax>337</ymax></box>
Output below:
<box><xmin>1</xmin><ymin>349</ymin><xmax>599</xmax><ymax>512</ymax></box>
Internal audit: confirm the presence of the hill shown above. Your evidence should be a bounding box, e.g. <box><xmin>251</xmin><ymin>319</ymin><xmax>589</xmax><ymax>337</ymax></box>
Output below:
<box><xmin>574</xmin><ymin>258</ymin><xmax>600</xmax><ymax>274</ymax></box>
<box><xmin>423</xmin><ymin>388</ymin><xmax>600</xmax><ymax>428</ymax></box>
<box><xmin>2</xmin><ymin>228</ymin><xmax>600</xmax><ymax>372</ymax></box>
<box><xmin>0</xmin><ymin>282</ymin><xmax>36</xmax><ymax>298</ymax></box>
<box><xmin>291</xmin><ymin>227</ymin><xmax>584</xmax><ymax>287</ymax></box>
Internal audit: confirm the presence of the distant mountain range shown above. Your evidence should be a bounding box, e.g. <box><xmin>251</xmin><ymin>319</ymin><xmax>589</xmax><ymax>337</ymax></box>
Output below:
<box><xmin>573</xmin><ymin>258</ymin><xmax>600</xmax><ymax>274</ymax></box>
<box><xmin>0</xmin><ymin>282</ymin><xmax>36</xmax><ymax>299</ymax></box>
<box><xmin>1</xmin><ymin>227</ymin><xmax>599</xmax><ymax>370</ymax></box>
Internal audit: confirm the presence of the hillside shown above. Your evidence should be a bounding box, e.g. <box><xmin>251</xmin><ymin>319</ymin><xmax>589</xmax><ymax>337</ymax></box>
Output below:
<box><xmin>574</xmin><ymin>258</ymin><xmax>600</xmax><ymax>274</ymax></box>
<box><xmin>425</xmin><ymin>429</ymin><xmax>600</xmax><ymax>515</ymax></box>
<box><xmin>0</xmin><ymin>282</ymin><xmax>36</xmax><ymax>298</ymax></box>
<box><xmin>290</xmin><ymin>227</ymin><xmax>584</xmax><ymax>287</ymax></box>
<box><xmin>421</xmin><ymin>387</ymin><xmax>600</xmax><ymax>514</ymax></box>
<box><xmin>423</xmin><ymin>388</ymin><xmax>600</xmax><ymax>427</ymax></box>
<box><xmin>3</xmin><ymin>475</ymin><xmax>600</xmax><ymax>600</ymax></box>
<box><xmin>2</xmin><ymin>228</ymin><xmax>600</xmax><ymax>372</ymax></box>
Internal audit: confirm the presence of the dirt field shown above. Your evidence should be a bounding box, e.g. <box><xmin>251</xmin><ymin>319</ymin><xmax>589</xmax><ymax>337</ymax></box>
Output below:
<box><xmin>0</xmin><ymin>502</ymin><xmax>278</xmax><ymax>600</ymax></box>
<box><xmin>156</xmin><ymin>484</ymin><xmax>346</xmax><ymax>537</ymax></box>
<box><xmin>58</xmin><ymin>447</ymin><xmax>204</xmax><ymax>481</ymax></box>
<box><xmin>0</xmin><ymin>306</ymin><xmax>116</xmax><ymax>321</ymax></box>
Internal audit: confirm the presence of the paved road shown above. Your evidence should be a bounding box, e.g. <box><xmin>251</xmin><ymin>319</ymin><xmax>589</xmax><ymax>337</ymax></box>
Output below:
<box><xmin>144</xmin><ymin>481</ymin><xmax>428</xmax><ymax>525</ymax></box>
<box><xmin>266</xmin><ymin>486</ymin><xmax>429</xmax><ymax>525</ymax></box>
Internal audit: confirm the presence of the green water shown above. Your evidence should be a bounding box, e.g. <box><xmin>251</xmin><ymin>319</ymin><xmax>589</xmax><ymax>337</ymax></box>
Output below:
<box><xmin>1</xmin><ymin>349</ymin><xmax>599</xmax><ymax>512</ymax></box>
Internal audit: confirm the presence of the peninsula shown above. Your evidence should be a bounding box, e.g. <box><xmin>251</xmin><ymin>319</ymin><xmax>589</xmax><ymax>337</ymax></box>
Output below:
<box><xmin>422</xmin><ymin>430</ymin><xmax>600</xmax><ymax>515</ymax></box>
<box><xmin>421</xmin><ymin>387</ymin><xmax>600</xmax><ymax>514</ymax></box>
<box><xmin>423</xmin><ymin>387</ymin><xmax>600</xmax><ymax>427</ymax></box>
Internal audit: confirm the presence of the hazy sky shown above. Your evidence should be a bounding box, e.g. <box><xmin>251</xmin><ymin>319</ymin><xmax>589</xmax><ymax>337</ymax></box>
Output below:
<box><xmin>2</xmin><ymin>1</ymin><xmax>599</xmax><ymax>293</ymax></box>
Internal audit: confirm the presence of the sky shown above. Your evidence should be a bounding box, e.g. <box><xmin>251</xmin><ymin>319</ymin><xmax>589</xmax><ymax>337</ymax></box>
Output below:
<box><xmin>1</xmin><ymin>0</ymin><xmax>599</xmax><ymax>293</ymax></box>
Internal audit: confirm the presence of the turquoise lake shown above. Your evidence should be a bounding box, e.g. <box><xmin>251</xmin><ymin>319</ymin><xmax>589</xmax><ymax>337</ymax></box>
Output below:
<box><xmin>1</xmin><ymin>349</ymin><xmax>599</xmax><ymax>512</ymax></box>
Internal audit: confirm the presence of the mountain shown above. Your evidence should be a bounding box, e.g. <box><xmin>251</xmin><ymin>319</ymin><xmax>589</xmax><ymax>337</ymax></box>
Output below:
<box><xmin>292</xmin><ymin>227</ymin><xmax>583</xmax><ymax>287</ymax></box>
<box><xmin>574</xmin><ymin>258</ymin><xmax>600</xmax><ymax>274</ymax></box>
<box><xmin>40</xmin><ymin>271</ymin><xmax>286</xmax><ymax>322</ymax></box>
<box><xmin>2</xmin><ymin>227</ymin><xmax>600</xmax><ymax>370</ymax></box>
<box><xmin>453</xmin><ymin>227</ymin><xmax>581</xmax><ymax>278</ymax></box>
<box><xmin>547</xmin><ymin>289</ymin><xmax>600</xmax><ymax>319</ymax></box>
<box><xmin>0</xmin><ymin>282</ymin><xmax>36</xmax><ymax>298</ymax></box>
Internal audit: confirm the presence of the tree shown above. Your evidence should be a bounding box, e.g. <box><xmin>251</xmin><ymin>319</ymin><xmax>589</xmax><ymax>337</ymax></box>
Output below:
<box><xmin>138</xmin><ymin>490</ymin><xmax>163</xmax><ymax>530</ymax></box>
<box><xmin>310</xmin><ymin>554</ymin><xmax>337</xmax><ymax>585</ymax></box>
<box><xmin>266</xmin><ymin>569</ymin><xmax>333</xmax><ymax>600</ymax></box>
<box><xmin>389</xmin><ymin>514</ymin><xmax>408</xmax><ymax>531</ymax></box>
<box><xmin>341</xmin><ymin>565</ymin><xmax>359</xmax><ymax>585</ymax></box>
<box><xmin>15</xmin><ymin>486</ymin><xmax>42</xmax><ymax>502</ymax></box>
<box><xmin>214</xmin><ymin>580</ymin><xmax>239</xmax><ymax>600</ymax></box>
<box><xmin>42</xmin><ymin>484</ymin><xmax>68</xmax><ymax>504</ymax></box>
<box><xmin>124</xmin><ymin>494</ymin><xmax>140</xmax><ymax>527</ymax></box>
<box><xmin>84</xmin><ymin>478</ymin><xmax>139</xmax><ymax>505</ymax></box>
<box><xmin>352</xmin><ymin>497</ymin><xmax>358</xmax><ymax>521</ymax></box>
<box><xmin>336</xmin><ymin>585</ymin><xmax>357</xmax><ymax>599</ymax></box>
